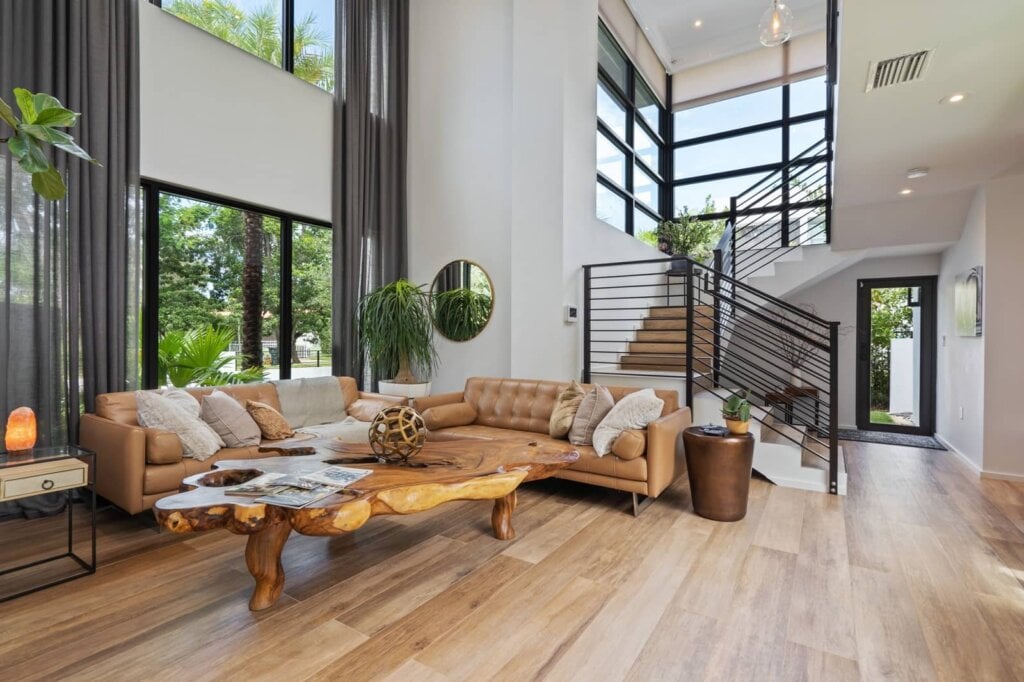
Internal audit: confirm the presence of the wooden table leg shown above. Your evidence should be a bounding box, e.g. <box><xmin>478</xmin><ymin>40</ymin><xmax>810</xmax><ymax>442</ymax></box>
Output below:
<box><xmin>244</xmin><ymin>519</ymin><xmax>291</xmax><ymax>611</ymax></box>
<box><xmin>491</xmin><ymin>490</ymin><xmax>518</xmax><ymax>540</ymax></box>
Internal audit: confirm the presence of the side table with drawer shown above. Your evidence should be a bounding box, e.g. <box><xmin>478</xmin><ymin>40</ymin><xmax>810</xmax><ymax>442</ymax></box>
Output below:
<box><xmin>0</xmin><ymin>445</ymin><xmax>97</xmax><ymax>601</ymax></box>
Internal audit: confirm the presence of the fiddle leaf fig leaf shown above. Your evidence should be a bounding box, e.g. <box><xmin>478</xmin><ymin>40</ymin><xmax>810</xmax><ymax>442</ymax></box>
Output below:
<box><xmin>21</xmin><ymin>124</ymin><xmax>99</xmax><ymax>165</ymax></box>
<box><xmin>31</xmin><ymin>91</ymin><xmax>62</xmax><ymax>114</ymax></box>
<box><xmin>31</xmin><ymin>165</ymin><xmax>66</xmax><ymax>201</ymax></box>
<box><xmin>0</xmin><ymin>97</ymin><xmax>19</xmax><ymax>130</ymax></box>
<box><xmin>15</xmin><ymin>135</ymin><xmax>51</xmax><ymax>174</ymax></box>
<box><xmin>13</xmin><ymin>88</ymin><xmax>37</xmax><ymax>123</ymax></box>
<box><xmin>32</xmin><ymin>106</ymin><xmax>79</xmax><ymax>128</ymax></box>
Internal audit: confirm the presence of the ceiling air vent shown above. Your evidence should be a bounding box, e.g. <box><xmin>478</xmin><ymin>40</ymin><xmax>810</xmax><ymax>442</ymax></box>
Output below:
<box><xmin>865</xmin><ymin>50</ymin><xmax>932</xmax><ymax>92</ymax></box>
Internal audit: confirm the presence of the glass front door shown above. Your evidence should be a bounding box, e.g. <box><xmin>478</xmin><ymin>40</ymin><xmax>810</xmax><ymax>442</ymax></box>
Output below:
<box><xmin>855</xmin><ymin>277</ymin><xmax>936</xmax><ymax>435</ymax></box>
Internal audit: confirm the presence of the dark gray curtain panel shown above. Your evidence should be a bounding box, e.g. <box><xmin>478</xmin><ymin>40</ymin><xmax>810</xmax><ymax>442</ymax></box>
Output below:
<box><xmin>0</xmin><ymin>0</ymin><xmax>141</xmax><ymax>452</ymax></box>
<box><xmin>332</xmin><ymin>0</ymin><xmax>409</xmax><ymax>385</ymax></box>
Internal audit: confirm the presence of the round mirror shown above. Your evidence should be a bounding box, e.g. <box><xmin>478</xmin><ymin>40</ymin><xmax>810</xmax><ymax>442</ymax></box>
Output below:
<box><xmin>431</xmin><ymin>260</ymin><xmax>494</xmax><ymax>341</ymax></box>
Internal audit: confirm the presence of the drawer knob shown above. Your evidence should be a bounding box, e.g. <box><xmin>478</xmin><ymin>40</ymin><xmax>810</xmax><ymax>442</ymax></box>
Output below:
<box><xmin>41</xmin><ymin>479</ymin><xmax>54</xmax><ymax>490</ymax></box>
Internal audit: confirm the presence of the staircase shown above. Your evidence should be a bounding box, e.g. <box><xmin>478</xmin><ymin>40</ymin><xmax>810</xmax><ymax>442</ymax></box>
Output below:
<box><xmin>620</xmin><ymin>305</ymin><xmax>713</xmax><ymax>372</ymax></box>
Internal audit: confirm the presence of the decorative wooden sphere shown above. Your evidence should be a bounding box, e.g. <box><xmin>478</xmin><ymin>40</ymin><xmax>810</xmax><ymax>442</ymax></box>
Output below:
<box><xmin>368</xmin><ymin>406</ymin><xmax>426</xmax><ymax>464</ymax></box>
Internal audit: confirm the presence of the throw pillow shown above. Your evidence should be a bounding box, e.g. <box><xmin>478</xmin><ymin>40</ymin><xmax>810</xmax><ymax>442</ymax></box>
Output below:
<box><xmin>549</xmin><ymin>380</ymin><xmax>585</xmax><ymax>438</ymax></box>
<box><xmin>202</xmin><ymin>390</ymin><xmax>262</xmax><ymax>447</ymax></box>
<box><xmin>347</xmin><ymin>397</ymin><xmax>394</xmax><ymax>422</ymax></box>
<box><xmin>135</xmin><ymin>391</ymin><xmax>224</xmax><ymax>461</ymax></box>
<box><xmin>160</xmin><ymin>388</ymin><xmax>201</xmax><ymax>418</ymax></box>
<box><xmin>568</xmin><ymin>385</ymin><xmax>615</xmax><ymax>446</ymax></box>
<box><xmin>592</xmin><ymin>389</ymin><xmax>665</xmax><ymax>456</ymax></box>
<box><xmin>246</xmin><ymin>400</ymin><xmax>296</xmax><ymax>440</ymax></box>
<box><xmin>422</xmin><ymin>402</ymin><xmax>477</xmax><ymax>431</ymax></box>
<box><xmin>611</xmin><ymin>429</ymin><xmax>646</xmax><ymax>460</ymax></box>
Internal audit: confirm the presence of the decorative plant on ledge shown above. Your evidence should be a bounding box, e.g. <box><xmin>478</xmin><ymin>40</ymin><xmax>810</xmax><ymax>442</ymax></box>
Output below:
<box><xmin>157</xmin><ymin>327</ymin><xmax>266</xmax><ymax>388</ymax></box>
<box><xmin>359</xmin><ymin>279</ymin><xmax>438</xmax><ymax>385</ymax></box>
<box><xmin>722</xmin><ymin>390</ymin><xmax>752</xmax><ymax>435</ymax></box>
<box><xmin>0</xmin><ymin>88</ymin><xmax>99</xmax><ymax>200</ymax></box>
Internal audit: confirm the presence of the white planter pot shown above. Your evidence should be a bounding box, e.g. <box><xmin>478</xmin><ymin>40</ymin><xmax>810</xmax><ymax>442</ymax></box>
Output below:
<box><xmin>790</xmin><ymin>367</ymin><xmax>803</xmax><ymax>387</ymax></box>
<box><xmin>378</xmin><ymin>380</ymin><xmax>432</xmax><ymax>398</ymax></box>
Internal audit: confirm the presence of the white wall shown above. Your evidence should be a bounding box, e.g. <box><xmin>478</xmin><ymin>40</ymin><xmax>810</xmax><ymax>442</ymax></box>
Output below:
<box><xmin>982</xmin><ymin>173</ymin><xmax>1024</xmax><ymax>478</ymax></box>
<box><xmin>138</xmin><ymin>2</ymin><xmax>333</xmax><ymax>220</ymax></box>
<box><xmin>787</xmin><ymin>254</ymin><xmax>941</xmax><ymax>428</ymax></box>
<box><xmin>407</xmin><ymin>0</ymin><xmax>513</xmax><ymax>393</ymax></box>
<box><xmin>936</xmin><ymin>187</ymin><xmax>985</xmax><ymax>467</ymax></box>
<box><xmin>408</xmin><ymin>0</ymin><xmax>660</xmax><ymax>392</ymax></box>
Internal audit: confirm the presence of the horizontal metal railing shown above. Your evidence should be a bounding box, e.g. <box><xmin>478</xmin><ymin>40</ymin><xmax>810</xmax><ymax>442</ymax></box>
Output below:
<box><xmin>583</xmin><ymin>255</ymin><xmax>840</xmax><ymax>494</ymax></box>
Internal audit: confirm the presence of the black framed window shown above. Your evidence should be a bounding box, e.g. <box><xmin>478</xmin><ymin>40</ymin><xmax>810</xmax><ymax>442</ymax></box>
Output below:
<box><xmin>153</xmin><ymin>0</ymin><xmax>335</xmax><ymax>92</ymax></box>
<box><xmin>142</xmin><ymin>181</ymin><xmax>332</xmax><ymax>388</ymax></box>
<box><xmin>595</xmin><ymin>21</ymin><xmax>668</xmax><ymax>240</ymax></box>
<box><xmin>672</xmin><ymin>75</ymin><xmax>828</xmax><ymax>221</ymax></box>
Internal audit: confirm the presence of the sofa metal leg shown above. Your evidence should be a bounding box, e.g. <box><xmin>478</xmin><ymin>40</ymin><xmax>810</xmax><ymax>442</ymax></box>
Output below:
<box><xmin>631</xmin><ymin>493</ymin><xmax>654</xmax><ymax>516</ymax></box>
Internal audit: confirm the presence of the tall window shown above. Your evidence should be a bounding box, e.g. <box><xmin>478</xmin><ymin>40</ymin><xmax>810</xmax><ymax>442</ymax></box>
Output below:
<box><xmin>156</xmin><ymin>0</ymin><xmax>335</xmax><ymax>92</ymax></box>
<box><xmin>672</xmin><ymin>76</ymin><xmax>827</xmax><ymax>221</ymax></box>
<box><xmin>144</xmin><ymin>184</ymin><xmax>332</xmax><ymax>386</ymax></box>
<box><xmin>595</xmin><ymin>22</ymin><xmax>667</xmax><ymax>241</ymax></box>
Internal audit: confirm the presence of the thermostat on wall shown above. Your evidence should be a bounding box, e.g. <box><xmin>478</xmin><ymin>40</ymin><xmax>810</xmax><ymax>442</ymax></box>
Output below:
<box><xmin>565</xmin><ymin>304</ymin><xmax>578</xmax><ymax>323</ymax></box>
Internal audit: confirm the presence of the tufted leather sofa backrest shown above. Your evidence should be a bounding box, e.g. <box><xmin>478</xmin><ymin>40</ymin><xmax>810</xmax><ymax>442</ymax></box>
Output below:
<box><xmin>462</xmin><ymin>377</ymin><xmax>680</xmax><ymax>434</ymax></box>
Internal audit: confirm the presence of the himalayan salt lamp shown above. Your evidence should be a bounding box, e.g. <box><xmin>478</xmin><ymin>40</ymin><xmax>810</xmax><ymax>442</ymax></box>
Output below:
<box><xmin>5</xmin><ymin>407</ymin><xmax>37</xmax><ymax>453</ymax></box>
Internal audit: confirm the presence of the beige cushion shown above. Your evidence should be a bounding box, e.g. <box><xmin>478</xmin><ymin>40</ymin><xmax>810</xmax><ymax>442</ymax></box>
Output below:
<box><xmin>568</xmin><ymin>385</ymin><xmax>615</xmax><ymax>446</ymax></box>
<box><xmin>423</xmin><ymin>402</ymin><xmax>478</xmax><ymax>431</ymax></box>
<box><xmin>145</xmin><ymin>429</ymin><xmax>184</xmax><ymax>465</ymax></box>
<box><xmin>160</xmin><ymin>388</ymin><xmax>201</xmax><ymax>418</ymax></box>
<box><xmin>611</xmin><ymin>429</ymin><xmax>646</xmax><ymax>460</ymax></box>
<box><xmin>347</xmin><ymin>397</ymin><xmax>391</xmax><ymax>422</ymax></box>
<box><xmin>202</xmin><ymin>390</ymin><xmax>261</xmax><ymax>447</ymax></box>
<box><xmin>135</xmin><ymin>391</ymin><xmax>224</xmax><ymax>461</ymax></box>
<box><xmin>246</xmin><ymin>400</ymin><xmax>296</xmax><ymax>440</ymax></box>
<box><xmin>549</xmin><ymin>380</ymin><xmax>585</xmax><ymax>438</ymax></box>
<box><xmin>592</xmin><ymin>389</ymin><xmax>665</xmax><ymax>456</ymax></box>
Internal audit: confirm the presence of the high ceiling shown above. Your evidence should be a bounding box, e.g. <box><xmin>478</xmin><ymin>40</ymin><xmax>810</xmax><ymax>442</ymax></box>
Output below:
<box><xmin>626</xmin><ymin>0</ymin><xmax>827</xmax><ymax>73</ymax></box>
<box><xmin>832</xmin><ymin>0</ymin><xmax>1024</xmax><ymax>213</ymax></box>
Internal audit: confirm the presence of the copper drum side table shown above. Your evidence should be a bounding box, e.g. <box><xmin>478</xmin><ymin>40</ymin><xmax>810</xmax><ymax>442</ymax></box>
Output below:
<box><xmin>683</xmin><ymin>427</ymin><xmax>754</xmax><ymax>522</ymax></box>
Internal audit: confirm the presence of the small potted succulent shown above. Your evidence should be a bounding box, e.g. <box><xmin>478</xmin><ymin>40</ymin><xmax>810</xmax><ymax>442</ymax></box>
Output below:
<box><xmin>721</xmin><ymin>391</ymin><xmax>752</xmax><ymax>435</ymax></box>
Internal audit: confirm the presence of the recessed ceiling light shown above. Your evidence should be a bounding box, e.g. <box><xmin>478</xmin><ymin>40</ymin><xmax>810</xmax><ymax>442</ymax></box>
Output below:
<box><xmin>906</xmin><ymin>167</ymin><xmax>929</xmax><ymax>179</ymax></box>
<box><xmin>693</xmin><ymin>19</ymin><xmax>703</xmax><ymax>28</ymax></box>
<box><xmin>943</xmin><ymin>93</ymin><xmax>967</xmax><ymax>104</ymax></box>
<box><xmin>899</xmin><ymin>188</ymin><xmax>914</xmax><ymax>195</ymax></box>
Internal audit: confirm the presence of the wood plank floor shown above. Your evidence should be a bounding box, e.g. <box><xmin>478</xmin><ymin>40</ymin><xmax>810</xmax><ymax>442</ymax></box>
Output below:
<box><xmin>2</xmin><ymin>441</ymin><xmax>1024</xmax><ymax>681</ymax></box>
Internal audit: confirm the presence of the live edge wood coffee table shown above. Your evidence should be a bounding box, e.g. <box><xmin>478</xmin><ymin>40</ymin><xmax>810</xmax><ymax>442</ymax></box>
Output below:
<box><xmin>154</xmin><ymin>438</ymin><xmax>578</xmax><ymax>610</ymax></box>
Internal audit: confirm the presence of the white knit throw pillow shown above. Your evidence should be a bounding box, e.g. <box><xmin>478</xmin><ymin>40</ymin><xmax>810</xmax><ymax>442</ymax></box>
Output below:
<box><xmin>136</xmin><ymin>391</ymin><xmax>224</xmax><ymax>461</ymax></box>
<box><xmin>591</xmin><ymin>389</ymin><xmax>665</xmax><ymax>456</ymax></box>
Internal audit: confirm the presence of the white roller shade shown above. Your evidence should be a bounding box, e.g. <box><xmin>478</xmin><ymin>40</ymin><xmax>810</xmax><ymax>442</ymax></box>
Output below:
<box><xmin>672</xmin><ymin>30</ymin><xmax>826</xmax><ymax>111</ymax></box>
<box><xmin>599</xmin><ymin>0</ymin><xmax>668</xmax><ymax>103</ymax></box>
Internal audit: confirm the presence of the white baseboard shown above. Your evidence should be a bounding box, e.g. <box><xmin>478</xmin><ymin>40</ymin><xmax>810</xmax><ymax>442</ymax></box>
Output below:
<box><xmin>980</xmin><ymin>469</ymin><xmax>1024</xmax><ymax>483</ymax></box>
<box><xmin>934</xmin><ymin>434</ymin><xmax>981</xmax><ymax>475</ymax></box>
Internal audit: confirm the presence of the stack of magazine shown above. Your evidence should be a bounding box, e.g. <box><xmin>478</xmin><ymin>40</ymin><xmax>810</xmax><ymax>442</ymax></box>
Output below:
<box><xmin>223</xmin><ymin>466</ymin><xmax>372</xmax><ymax>509</ymax></box>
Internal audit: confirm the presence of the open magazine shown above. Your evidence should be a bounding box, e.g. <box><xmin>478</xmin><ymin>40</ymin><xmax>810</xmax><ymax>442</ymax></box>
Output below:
<box><xmin>224</xmin><ymin>466</ymin><xmax>373</xmax><ymax>509</ymax></box>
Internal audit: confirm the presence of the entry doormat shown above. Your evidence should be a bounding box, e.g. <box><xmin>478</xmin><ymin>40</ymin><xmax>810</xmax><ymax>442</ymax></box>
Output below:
<box><xmin>837</xmin><ymin>429</ymin><xmax>946</xmax><ymax>450</ymax></box>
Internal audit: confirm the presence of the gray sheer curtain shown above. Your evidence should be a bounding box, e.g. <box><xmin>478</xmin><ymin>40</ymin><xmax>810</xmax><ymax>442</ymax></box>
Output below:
<box><xmin>0</xmin><ymin>1</ymin><xmax>140</xmax><ymax>461</ymax></box>
<box><xmin>332</xmin><ymin>0</ymin><xmax>409</xmax><ymax>385</ymax></box>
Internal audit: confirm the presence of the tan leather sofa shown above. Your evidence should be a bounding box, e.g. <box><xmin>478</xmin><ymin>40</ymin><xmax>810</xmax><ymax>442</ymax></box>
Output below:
<box><xmin>413</xmin><ymin>377</ymin><xmax>691</xmax><ymax>513</ymax></box>
<box><xmin>79</xmin><ymin>377</ymin><xmax>404</xmax><ymax>515</ymax></box>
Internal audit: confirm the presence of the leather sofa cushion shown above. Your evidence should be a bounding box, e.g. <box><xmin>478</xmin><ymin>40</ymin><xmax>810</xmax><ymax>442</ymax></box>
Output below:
<box><xmin>463</xmin><ymin>378</ymin><xmax>562</xmax><ymax>434</ymax></box>
<box><xmin>423</xmin><ymin>402</ymin><xmax>477</xmax><ymax>431</ymax></box>
<box><xmin>144</xmin><ymin>445</ymin><xmax>264</xmax><ymax>495</ymax></box>
<box><xmin>348</xmin><ymin>397</ymin><xmax>395</xmax><ymax>421</ymax></box>
<box><xmin>95</xmin><ymin>391</ymin><xmax>143</xmax><ymax>425</ymax></box>
<box><xmin>611</xmin><ymin>430</ymin><xmax>646</xmax><ymax>460</ymax></box>
<box><xmin>145</xmin><ymin>429</ymin><xmax>184</xmax><ymax>465</ymax></box>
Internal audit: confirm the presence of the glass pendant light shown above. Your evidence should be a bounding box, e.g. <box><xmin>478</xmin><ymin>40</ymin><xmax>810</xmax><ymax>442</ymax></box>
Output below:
<box><xmin>758</xmin><ymin>0</ymin><xmax>794</xmax><ymax>47</ymax></box>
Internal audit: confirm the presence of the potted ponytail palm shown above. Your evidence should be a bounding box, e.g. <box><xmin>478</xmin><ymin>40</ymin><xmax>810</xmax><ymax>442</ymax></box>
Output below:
<box><xmin>359</xmin><ymin>279</ymin><xmax>438</xmax><ymax>398</ymax></box>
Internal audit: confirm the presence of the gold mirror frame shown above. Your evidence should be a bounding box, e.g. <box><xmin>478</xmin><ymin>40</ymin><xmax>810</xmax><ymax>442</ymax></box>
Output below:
<box><xmin>430</xmin><ymin>260</ymin><xmax>495</xmax><ymax>342</ymax></box>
